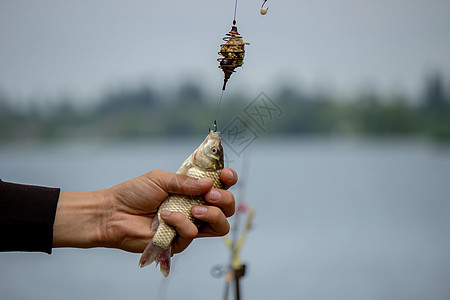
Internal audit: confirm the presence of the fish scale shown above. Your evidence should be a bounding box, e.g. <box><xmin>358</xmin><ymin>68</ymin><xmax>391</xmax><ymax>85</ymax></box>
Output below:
<box><xmin>154</xmin><ymin>168</ymin><xmax>224</xmax><ymax>249</ymax></box>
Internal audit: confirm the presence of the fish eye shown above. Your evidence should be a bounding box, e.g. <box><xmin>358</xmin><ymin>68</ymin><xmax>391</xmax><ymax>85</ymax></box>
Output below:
<box><xmin>211</xmin><ymin>147</ymin><xmax>218</xmax><ymax>154</ymax></box>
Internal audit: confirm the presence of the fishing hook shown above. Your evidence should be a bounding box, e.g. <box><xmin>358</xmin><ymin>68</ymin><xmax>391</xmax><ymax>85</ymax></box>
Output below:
<box><xmin>209</xmin><ymin>120</ymin><xmax>218</xmax><ymax>133</ymax></box>
<box><xmin>260</xmin><ymin>0</ymin><xmax>269</xmax><ymax>15</ymax></box>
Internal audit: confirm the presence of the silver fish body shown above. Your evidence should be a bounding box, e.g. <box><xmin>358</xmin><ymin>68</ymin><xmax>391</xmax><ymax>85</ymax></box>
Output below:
<box><xmin>139</xmin><ymin>130</ymin><xmax>224</xmax><ymax>276</ymax></box>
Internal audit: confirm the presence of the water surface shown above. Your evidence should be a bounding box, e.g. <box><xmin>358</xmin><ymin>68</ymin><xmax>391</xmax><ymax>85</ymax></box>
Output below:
<box><xmin>1</xmin><ymin>137</ymin><xmax>449</xmax><ymax>299</ymax></box>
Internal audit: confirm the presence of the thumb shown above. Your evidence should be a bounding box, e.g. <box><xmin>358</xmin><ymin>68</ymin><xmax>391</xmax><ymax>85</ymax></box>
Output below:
<box><xmin>150</xmin><ymin>170</ymin><xmax>214</xmax><ymax>196</ymax></box>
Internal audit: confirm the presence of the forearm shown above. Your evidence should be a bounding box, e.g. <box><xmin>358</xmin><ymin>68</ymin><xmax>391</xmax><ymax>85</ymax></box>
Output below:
<box><xmin>52</xmin><ymin>191</ymin><xmax>106</xmax><ymax>249</ymax></box>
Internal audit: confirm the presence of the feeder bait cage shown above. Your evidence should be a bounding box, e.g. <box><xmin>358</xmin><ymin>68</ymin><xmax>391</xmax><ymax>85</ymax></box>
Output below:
<box><xmin>218</xmin><ymin>24</ymin><xmax>249</xmax><ymax>90</ymax></box>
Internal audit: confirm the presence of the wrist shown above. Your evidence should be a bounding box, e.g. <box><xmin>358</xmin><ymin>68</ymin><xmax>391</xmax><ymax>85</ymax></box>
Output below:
<box><xmin>52</xmin><ymin>190</ymin><xmax>106</xmax><ymax>249</ymax></box>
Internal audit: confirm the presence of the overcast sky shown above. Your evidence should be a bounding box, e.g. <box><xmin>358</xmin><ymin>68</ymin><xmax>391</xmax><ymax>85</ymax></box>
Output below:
<box><xmin>1</xmin><ymin>0</ymin><xmax>449</xmax><ymax>103</ymax></box>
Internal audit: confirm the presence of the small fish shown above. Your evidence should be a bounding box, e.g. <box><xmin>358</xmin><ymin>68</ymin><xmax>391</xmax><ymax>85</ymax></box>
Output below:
<box><xmin>139</xmin><ymin>130</ymin><xmax>224</xmax><ymax>276</ymax></box>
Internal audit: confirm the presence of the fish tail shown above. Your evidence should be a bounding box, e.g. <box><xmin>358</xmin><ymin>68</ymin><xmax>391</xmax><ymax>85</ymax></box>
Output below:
<box><xmin>139</xmin><ymin>242</ymin><xmax>172</xmax><ymax>277</ymax></box>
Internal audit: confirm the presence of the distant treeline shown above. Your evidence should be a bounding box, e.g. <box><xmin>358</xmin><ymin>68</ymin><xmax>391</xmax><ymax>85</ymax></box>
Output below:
<box><xmin>1</xmin><ymin>72</ymin><xmax>450</xmax><ymax>142</ymax></box>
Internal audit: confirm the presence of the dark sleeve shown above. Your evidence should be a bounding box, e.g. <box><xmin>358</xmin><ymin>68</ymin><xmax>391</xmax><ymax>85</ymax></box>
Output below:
<box><xmin>0</xmin><ymin>180</ymin><xmax>60</xmax><ymax>254</ymax></box>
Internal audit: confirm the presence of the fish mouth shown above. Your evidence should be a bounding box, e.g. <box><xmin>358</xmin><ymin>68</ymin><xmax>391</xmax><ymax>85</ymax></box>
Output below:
<box><xmin>208</xmin><ymin>130</ymin><xmax>221</xmax><ymax>141</ymax></box>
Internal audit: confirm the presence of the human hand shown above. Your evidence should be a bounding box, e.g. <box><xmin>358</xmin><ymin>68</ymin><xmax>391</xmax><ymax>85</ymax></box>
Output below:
<box><xmin>52</xmin><ymin>168</ymin><xmax>237</xmax><ymax>255</ymax></box>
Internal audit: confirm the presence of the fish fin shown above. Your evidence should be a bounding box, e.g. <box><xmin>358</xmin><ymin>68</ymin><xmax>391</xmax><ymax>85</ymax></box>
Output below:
<box><xmin>139</xmin><ymin>242</ymin><xmax>172</xmax><ymax>277</ymax></box>
<box><xmin>150</xmin><ymin>215</ymin><xmax>159</xmax><ymax>236</ymax></box>
<box><xmin>138</xmin><ymin>217</ymin><xmax>159</xmax><ymax>267</ymax></box>
<box><xmin>158</xmin><ymin>246</ymin><xmax>171</xmax><ymax>277</ymax></box>
<box><xmin>177</xmin><ymin>156</ymin><xmax>194</xmax><ymax>175</ymax></box>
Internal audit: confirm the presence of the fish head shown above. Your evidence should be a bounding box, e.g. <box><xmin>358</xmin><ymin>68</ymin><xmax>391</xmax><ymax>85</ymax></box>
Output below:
<box><xmin>193</xmin><ymin>130</ymin><xmax>224</xmax><ymax>171</ymax></box>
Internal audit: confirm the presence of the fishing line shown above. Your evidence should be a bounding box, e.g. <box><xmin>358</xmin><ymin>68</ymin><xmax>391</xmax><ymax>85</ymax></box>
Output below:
<box><xmin>212</xmin><ymin>90</ymin><xmax>225</xmax><ymax>131</ymax></box>
<box><xmin>212</xmin><ymin>0</ymin><xmax>250</xmax><ymax>132</ymax></box>
<box><xmin>212</xmin><ymin>0</ymin><xmax>240</xmax><ymax>132</ymax></box>
<box><xmin>233</xmin><ymin>0</ymin><xmax>238</xmax><ymax>24</ymax></box>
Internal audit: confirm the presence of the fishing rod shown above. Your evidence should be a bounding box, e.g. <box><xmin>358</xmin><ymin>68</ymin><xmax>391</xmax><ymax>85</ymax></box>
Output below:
<box><xmin>210</xmin><ymin>152</ymin><xmax>255</xmax><ymax>300</ymax></box>
<box><xmin>226</xmin><ymin>152</ymin><xmax>253</xmax><ymax>300</ymax></box>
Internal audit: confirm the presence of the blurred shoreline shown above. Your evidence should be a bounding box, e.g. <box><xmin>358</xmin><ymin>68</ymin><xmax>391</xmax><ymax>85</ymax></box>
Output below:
<box><xmin>1</xmin><ymin>72</ymin><xmax>449</xmax><ymax>144</ymax></box>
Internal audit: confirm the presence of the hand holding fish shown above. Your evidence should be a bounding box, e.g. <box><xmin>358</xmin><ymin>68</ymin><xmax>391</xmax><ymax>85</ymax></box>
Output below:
<box><xmin>52</xmin><ymin>167</ymin><xmax>237</xmax><ymax>255</ymax></box>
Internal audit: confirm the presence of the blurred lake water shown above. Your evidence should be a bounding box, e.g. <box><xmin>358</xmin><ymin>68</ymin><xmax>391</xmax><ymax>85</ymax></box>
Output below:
<box><xmin>1</xmin><ymin>136</ymin><xmax>449</xmax><ymax>300</ymax></box>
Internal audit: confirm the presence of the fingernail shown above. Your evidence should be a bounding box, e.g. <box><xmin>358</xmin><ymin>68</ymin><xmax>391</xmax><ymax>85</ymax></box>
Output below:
<box><xmin>193</xmin><ymin>206</ymin><xmax>207</xmax><ymax>215</ymax></box>
<box><xmin>223</xmin><ymin>168</ymin><xmax>232</xmax><ymax>177</ymax></box>
<box><xmin>209</xmin><ymin>189</ymin><xmax>221</xmax><ymax>201</ymax></box>
<box><xmin>223</xmin><ymin>168</ymin><xmax>236</xmax><ymax>182</ymax></box>
<box><xmin>161</xmin><ymin>210</ymin><xmax>171</xmax><ymax>218</ymax></box>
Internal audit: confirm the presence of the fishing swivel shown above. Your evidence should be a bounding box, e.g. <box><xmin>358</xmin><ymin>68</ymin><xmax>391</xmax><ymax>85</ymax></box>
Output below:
<box><xmin>260</xmin><ymin>0</ymin><xmax>269</xmax><ymax>15</ymax></box>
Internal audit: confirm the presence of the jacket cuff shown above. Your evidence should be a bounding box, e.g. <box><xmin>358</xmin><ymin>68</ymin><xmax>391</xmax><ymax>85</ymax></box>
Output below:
<box><xmin>0</xmin><ymin>180</ymin><xmax>60</xmax><ymax>254</ymax></box>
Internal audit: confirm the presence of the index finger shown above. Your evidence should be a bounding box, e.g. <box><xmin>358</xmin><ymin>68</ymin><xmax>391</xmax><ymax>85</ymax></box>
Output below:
<box><xmin>220</xmin><ymin>167</ymin><xmax>238</xmax><ymax>190</ymax></box>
